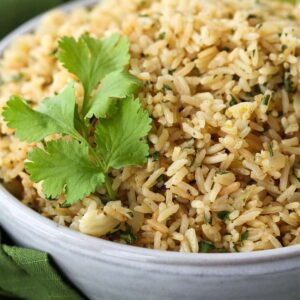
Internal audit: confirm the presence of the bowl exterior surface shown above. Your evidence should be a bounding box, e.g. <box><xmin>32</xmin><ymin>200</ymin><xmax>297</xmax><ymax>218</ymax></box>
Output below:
<box><xmin>0</xmin><ymin>1</ymin><xmax>300</xmax><ymax>299</ymax></box>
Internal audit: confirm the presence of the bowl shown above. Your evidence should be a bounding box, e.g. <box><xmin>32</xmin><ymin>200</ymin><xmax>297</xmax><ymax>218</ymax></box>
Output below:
<box><xmin>0</xmin><ymin>1</ymin><xmax>300</xmax><ymax>299</ymax></box>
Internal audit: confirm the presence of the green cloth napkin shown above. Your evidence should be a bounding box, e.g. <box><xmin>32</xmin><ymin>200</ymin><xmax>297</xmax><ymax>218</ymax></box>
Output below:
<box><xmin>0</xmin><ymin>230</ymin><xmax>84</xmax><ymax>300</ymax></box>
<box><xmin>0</xmin><ymin>0</ymin><xmax>70</xmax><ymax>39</ymax></box>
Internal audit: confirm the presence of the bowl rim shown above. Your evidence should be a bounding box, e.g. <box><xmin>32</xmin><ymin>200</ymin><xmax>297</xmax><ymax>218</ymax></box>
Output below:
<box><xmin>0</xmin><ymin>0</ymin><xmax>299</xmax><ymax>265</ymax></box>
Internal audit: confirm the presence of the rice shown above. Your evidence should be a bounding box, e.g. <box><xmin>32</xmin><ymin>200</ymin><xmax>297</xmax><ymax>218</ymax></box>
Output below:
<box><xmin>0</xmin><ymin>0</ymin><xmax>300</xmax><ymax>253</ymax></box>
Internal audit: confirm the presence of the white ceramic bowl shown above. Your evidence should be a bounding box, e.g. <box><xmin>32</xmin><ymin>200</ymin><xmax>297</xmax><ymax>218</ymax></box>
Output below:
<box><xmin>0</xmin><ymin>1</ymin><xmax>300</xmax><ymax>299</ymax></box>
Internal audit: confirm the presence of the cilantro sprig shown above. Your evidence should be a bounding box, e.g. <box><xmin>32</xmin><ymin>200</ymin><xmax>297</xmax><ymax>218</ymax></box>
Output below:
<box><xmin>2</xmin><ymin>34</ymin><xmax>152</xmax><ymax>206</ymax></box>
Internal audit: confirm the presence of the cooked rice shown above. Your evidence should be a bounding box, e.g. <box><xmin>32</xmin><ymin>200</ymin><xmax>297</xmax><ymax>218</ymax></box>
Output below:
<box><xmin>0</xmin><ymin>0</ymin><xmax>300</xmax><ymax>253</ymax></box>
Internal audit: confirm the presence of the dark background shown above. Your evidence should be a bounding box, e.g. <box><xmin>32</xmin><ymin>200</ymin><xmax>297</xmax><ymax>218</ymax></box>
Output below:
<box><xmin>0</xmin><ymin>0</ymin><xmax>70</xmax><ymax>39</ymax></box>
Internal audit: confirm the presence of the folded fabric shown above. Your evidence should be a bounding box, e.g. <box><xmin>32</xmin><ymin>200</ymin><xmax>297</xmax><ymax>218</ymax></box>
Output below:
<box><xmin>0</xmin><ymin>230</ymin><xmax>83</xmax><ymax>300</ymax></box>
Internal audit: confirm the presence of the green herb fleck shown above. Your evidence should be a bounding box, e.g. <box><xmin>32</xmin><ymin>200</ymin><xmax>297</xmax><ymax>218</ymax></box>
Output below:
<box><xmin>229</xmin><ymin>95</ymin><xmax>238</xmax><ymax>106</ymax></box>
<box><xmin>156</xmin><ymin>174</ymin><xmax>165</xmax><ymax>188</ymax></box>
<box><xmin>168</xmin><ymin>69</ymin><xmax>176</xmax><ymax>75</ymax></box>
<box><xmin>199</xmin><ymin>240</ymin><xmax>215</xmax><ymax>253</ymax></box>
<box><xmin>262</xmin><ymin>94</ymin><xmax>271</xmax><ymax>106</ymax></box>
<box><xmin>162</xmin><ymin>84</ymin><xmax>172</xmax><ymax>92</ymax></box>
<box><xmin>127</xmin><ymin>211</ymin><xmax>134</xmax><ymax>218</ymax></box>
<box><xmin>217</xmin><ymin>211</ymin><xmax>231</xmax><ymax>221</ymax></box>
<box><xmin>151</xmin><ymin>151</ymin><xmax>160</xmax><ymax>161</ymax></box>
<box><xmin>11</xmin><ymin>73</ymin><xmax>23</xmax><ymax>82</ymax></box>
<box><xmin>120</xmin><ymin>226</ymin><xmax>138</xmax><ymax>245</ymax></box>
<box><xmin>281</xmin><ymin>44</ymin><xmax>288</xmax><ymax>52</ymax></box>
<box><xmin>217</xmin><ymin>170</ymin><xmax>229</xmax><ymax>175</ymax></box>
<box><xmin>284</xmin><ymin>73</ymin><xmax>295</xmax><ymax>93</ymax></box>
<box><xmin>241</xmin><ymin>230</ymin><xmax>249</xmax><ymax>242</ymax></box>
<box><xmin>139</xmin><ymin>13</ymin><xmax>149</xmax><ymax>17</ymax></box>
<box><xmin>158</xmin><ymin>32</ymin><xmax>166</xmax><ymax>40</ymax></box>
<box><xmin>268</xmin><ymin>142</ymin><xmax>274</xmax><ymax>157</ymax></box>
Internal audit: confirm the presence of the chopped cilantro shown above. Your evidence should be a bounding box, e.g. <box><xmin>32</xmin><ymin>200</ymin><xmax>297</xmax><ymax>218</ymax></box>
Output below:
<box><xmin>199</xmin><ymin>240</ymin><xmax>215</xmax><ymax>253</ymax></box>
<box><xmin>156</xmin><ymin>175</ymin><xmax>165</xmax><ymax>188</ymax></box>
<box><xmin>151</xmin><ymin>151</ymin><xmax>160</xmax><ymax>161</ymax></box>
<box><xmin>284</xmin><ymin>73</ymin><xmax>295</xmax><ymax>93</ymax></box>
<box><xmin>241</xmin><ymin>230</ymin><xmax>249</xmax><ymax>242</ymax></box>
<box><xmin>168</xmin><ymin>69</ymin><xmax>176</xmax><ymax>75</ymax></box>
<box><xmin>127</xmin><ymin>211</ymin><xmax>134</xmax><ymax>218</ymax></box>
<box><xmin>139</xmin><ymin>13</ymin><xmax>149</xmax><ymax>17</ymax></box>
<box><xmin>162</xmin><ymin>84</ymin><xmax>172</xmax><ymax>92</ymax></box>
<box><xmin>107</xmin><ymin>225</ymin><xmax>137</xmax><ymax>245</ymax></box>
<box><xmin>216</xmin><ymin>170</ymin><xmax>229</xmax><ymax>175</ymax></box>
<box><xmin>229</xmin><ymin>95</ymin><xmax>238</xmax><ymax>106</ymax></box>
<box><xmin>262</xmin><ymin>94</ymin><xmax>271</xmax><ymax>106</ymax></box>
<box><xmin>217</xmin><ymin>211</ymin><xmax>230</xmax><ymax>221</ymax></box>
<box><xmin>158</xmin><ymin>32</ymin><xmax>166</xmax><ymax>40</ymax></box>
<box><xmin>268</xmin><ymin>142</ymin><xmax>274</xmax><ymax>157</ymax></box>
<box><xmin>11</xmin><ymin>73</ymin><xmax>23</xmax><ymax>82</ymax></box>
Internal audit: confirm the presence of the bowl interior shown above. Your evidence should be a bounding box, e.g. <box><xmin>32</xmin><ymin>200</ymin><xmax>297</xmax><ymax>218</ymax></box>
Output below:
<box><xmin>0</xmin><ymin>0</ymin><xmax>299</xmax><ymax>265</ymax></box>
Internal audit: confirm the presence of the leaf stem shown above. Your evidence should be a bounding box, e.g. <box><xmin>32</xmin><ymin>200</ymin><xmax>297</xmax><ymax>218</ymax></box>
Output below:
<box><xmin>105</xmin><ymin>175</ymin><xmax>116</xmax><ymax>200</ymax></box>
<box><xmin>75</xmin><ymin>132</ymin><xmax>115</xmax><ymax>200</ymax></box>
<box><xmin>82</xmin><ymin>91</ymin><xmax>90</xmax><ymax>117</ymax></box>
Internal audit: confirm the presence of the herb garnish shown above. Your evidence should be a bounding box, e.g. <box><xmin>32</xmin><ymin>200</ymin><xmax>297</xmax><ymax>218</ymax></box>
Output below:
<box><xmin>229</xmin><ymin>95</ymin><xmax>238</xmax><ymax>106</ymax></box>
<box><xmin>284</xmin><ymin>72</ymin><xmax>295</xmax><ymax>93</ymax></box>
<box><xmin>241</xmin><ymin>230</ymin><xmax>249</xmax><ymax>242</ymax></box>
<box><xmin>151</xmin><ymin>151</ymin><xmax>160</xmax><ymax>161</ymax></box>
<box><xmin>216</xmin><ymin>170</ymin><xmax>229</xmax><ymax>175</ymax></box>
<box><xmin>158</xmin><ymin>32</ymin><xmax>166</xmax><ymax>40</ymax></box>
<box><xmin>162</xmin><ymin>84</ymin><xmax>172</xmax><ymax>92</ymax></box>
<box><xmin>217</xmin><ymin>211</ymin><xmax>230</xmax><ymax>221</ymax></box>
<box><xmin>267</xmin><ymin>142</ymin><xmax>274</xmax><ymax>157</ymax></box>
<box><xmin>199</xmin><ymin>240</ymin><xmax>215</xmax><ymax>253</ymax></box>
<box><xmin>2</xmin><ymin>34</ymin><xmax>152</xmax><ymax>206</ymax></box>
<box><xmin>107</xmin><ymin>225</ymin><xmax>137</xmax><ymax>245</ymax></box>
<box><xmin>262</xmin><ymin>94</ymin><xmax>270</xmax><ymax>106</ymax></box>
<box><xmin>281</xmin><ymin>44</ymin><xmax>288</xmax><ymax>52</ymax></box>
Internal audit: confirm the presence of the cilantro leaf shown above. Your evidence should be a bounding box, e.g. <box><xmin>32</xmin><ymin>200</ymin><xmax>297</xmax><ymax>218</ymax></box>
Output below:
<box><xmin>2</xmin><ymin>83</ymin><xmax>78</xmax><ymax>143</ymax></box>
<box><xmin>57</xmin><ymin>34</ymin><xmax>130</xmax><ymax>113</ymax></box>
<box><xmin>95</xmin><ymin>96</ymin><xmax>152</xmax><ymax>170</ymax></box>
<box><xmin>25</xmin><ymin>140</ymin><xmax>105</xmax><ymax>205</ymax></box>
<box><xmin>86</xmin><ymin>70</ymin><xmax>142</xmax><ymax>119</ymax></box>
